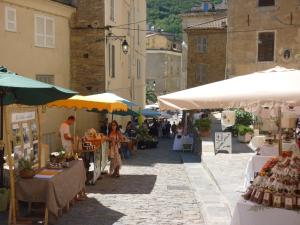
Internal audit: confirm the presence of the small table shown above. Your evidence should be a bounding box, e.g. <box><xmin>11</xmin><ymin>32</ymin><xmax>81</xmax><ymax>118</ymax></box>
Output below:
<box><xmin>16</xmin><ymin>160</ymin><xmax>86</xmax><ymax>224</ymax></box>
<box><xmin>231</xmin><ymin>199</ymin><xmax>300</xmax><ymax>225</ymax></box>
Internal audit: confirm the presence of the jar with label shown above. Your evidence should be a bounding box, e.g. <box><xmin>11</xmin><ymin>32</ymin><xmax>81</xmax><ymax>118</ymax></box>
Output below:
<box><xmin>243</xmin><ymin>185</ymin><xmax>254</xmax><ymax>200</ymax></box>
<box><xmin>273</xmin><ymin>193</ymin><xmax>283</xmax><ymax>208</ymax></box>
<box><xmin>284</xmin><ymin>194</ymin><xmax>296</xmax><ymax>210</ymax></box>
<box><xmin>262</xmin><ymin>190</ymin><xmax>273</xmax><ymax>206</ymax></box>
<box><xmin>254</xmin><ymin>188</ymin><xmax>264</xmax><ymax>204</ymax></box>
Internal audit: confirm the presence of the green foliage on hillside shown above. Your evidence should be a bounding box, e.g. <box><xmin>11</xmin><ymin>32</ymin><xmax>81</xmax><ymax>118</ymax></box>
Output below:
<box><xmin>147</xmin><ymin>0</ymin><xmax>222</xmax><ymax>39</ymax></box>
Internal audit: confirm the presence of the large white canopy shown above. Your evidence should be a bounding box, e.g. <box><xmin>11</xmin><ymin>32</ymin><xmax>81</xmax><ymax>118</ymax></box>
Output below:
<box><xmin>158</xmin><ymin>67</ymin><xmax>300</xmax><ymax>110</ymax></box>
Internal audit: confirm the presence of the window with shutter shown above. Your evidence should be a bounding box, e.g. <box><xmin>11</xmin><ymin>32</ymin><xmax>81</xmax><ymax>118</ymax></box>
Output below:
<box><xmin>137</xmin><ymin>25</ymin><xmax>140</xmax><ymax>45</ymax></box>
<box><xmin>36</xmin><ymin>75</ymin><xmax>55</xmax><ymax>85</ymax></box>
<box><xmin>196</xmin><ymin>64</ymin><xmax>207</xmax><ymax>82</ymax></box>
<box><xmin>34</xmin><ymin>15</ymin><xmax>55</xmax><ymax>48</ymax></box>
<box><xmin>127</xmin><ymin>12</ymin><xmax>131</xmax><ymax>35</ymax></box>
<box><xmin>137</xmin><ymin>59</ymin><xmax>141</xmax><ymax>79</ymax></box>
<box><xmin>111</xmin><ymin>45</ymin><xmax>115</xmax><ymax>78</ymax></box>
<box><xmin>110</xmin><ymin>0</ymin><xmax>115</xmax><ymax>21</ymax></box>
<box><xmin>197</xmin><ymin>36</ymin><xmax>208</xmax><ymax>53</ymax></box>
<box><xmin>258</xmin><ymin>0</ymin><xmax>275</xmax><ymax>7</ymax></box>
<box><xmin>258</xmin><ymin>32</ymin><xmax>275</xmax><ymax>62</ymax></box>
<box><xmin>5</xmin><ymin>7</ymin><xmax>17</xmax><ymax>32</ymax></box>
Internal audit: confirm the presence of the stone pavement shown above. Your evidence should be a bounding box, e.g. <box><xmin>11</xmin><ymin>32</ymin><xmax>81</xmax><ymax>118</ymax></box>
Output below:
<box><xmin>56</xmin><ymin>139</ymin><xmax>205</xmax><ymax>225</ymax></box>
<box><xmin>179</xmin><ymin>117</ymin><xmax>254</xmax><ymax>225</ymax></box>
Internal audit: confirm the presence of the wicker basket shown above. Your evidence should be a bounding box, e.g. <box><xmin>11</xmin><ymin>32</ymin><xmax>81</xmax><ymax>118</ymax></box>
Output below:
<box><xmin>19</xmin><ymin>169</ymin><xmax>35</xmax><ymax>179</ymax></box>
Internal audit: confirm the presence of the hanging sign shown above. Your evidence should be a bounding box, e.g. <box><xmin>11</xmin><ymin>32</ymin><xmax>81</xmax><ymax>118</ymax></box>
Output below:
<box><xmin>11</xmin><ymin>112</ymin><xmax>36</xmax><ymax>123</ymax></box>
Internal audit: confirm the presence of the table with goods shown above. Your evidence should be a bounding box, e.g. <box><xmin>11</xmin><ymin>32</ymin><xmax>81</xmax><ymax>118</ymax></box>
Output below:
<box><xmin>232</xmin><ymin>151</ymin><xmax>300</xmax><ymax>225</ymax></box>
<box><xmin>244</xmin><ymin>134</ymin><xmax>300</xmax><ymax>189</ymax></box>
<box><xmin>78</xmin><ymin>128</ymin><xmax>109</xmax><ymax>185</ymax></box>
<box><xmin>16</xmin><ymin>155</ymin><xmax>86</xmax><ymax>225</ymax></box>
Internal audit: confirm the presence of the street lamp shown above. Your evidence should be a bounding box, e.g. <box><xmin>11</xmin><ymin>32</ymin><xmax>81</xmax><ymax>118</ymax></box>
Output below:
<box><xmin>106</xmin><ymin>33</ymin><xmax>129</xmax><ymax>55</ymax></box>
<box><xmin>122</xmin><ymin>39</ymin><xmax>129</xmax><ymax>54</ymax></box>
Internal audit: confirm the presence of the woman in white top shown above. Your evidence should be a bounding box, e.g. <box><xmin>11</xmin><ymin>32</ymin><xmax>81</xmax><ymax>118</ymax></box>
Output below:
<box><xmin>173</xmin><ymin>123</ymin><xmax>183</xmax><ymax>151</ymax></box>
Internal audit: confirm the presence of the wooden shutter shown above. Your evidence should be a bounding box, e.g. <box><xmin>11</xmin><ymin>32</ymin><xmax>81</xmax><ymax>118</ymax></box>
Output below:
<box><xmin>258</xmin><ymin>0</ymin><xmax>275</xmax><ymax>7</ymax></box>
<box><xmin>258</xmin><ymin>32</ymin><xmax>275</xmax><ymax>62</ymax></box>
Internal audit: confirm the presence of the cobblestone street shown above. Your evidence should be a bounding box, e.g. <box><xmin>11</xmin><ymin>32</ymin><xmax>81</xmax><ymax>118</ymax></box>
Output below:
<box><xmin>57</xmin><ymin>139</ymin><xmax>205</xmax><ymax>225</ymax></box>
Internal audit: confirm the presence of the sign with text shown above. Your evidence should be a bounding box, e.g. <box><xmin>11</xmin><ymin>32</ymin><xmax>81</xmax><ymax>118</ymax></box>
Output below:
<box><xmin>215</xmin><ymin>132</ymin><xmax>232</xmax><ymax>154</ymax></box>
<box><xmin>11</xmin><ymin>111</ymin><xmax>35</xmax><ymax>123</ymax></box>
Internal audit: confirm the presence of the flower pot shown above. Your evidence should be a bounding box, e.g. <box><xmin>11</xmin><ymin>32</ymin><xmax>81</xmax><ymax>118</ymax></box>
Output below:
<box><xmin>238</xmin><ymin>132</ymin><xmax>252</xmax><ymax>143</ymax></box>
<box><xmin>19</xmin><ymin>169</ymin><xmax>35</xmax><ymax>179</ymax></box>
<box><xmin>199</xmin><ymin>130</ymin><xmax>210</xmax><ymax>138</ymax></box>
<box><xmin>0</xmin><ymin>188</ymin><xmax>9</xmax><ymax>212</ymax></box>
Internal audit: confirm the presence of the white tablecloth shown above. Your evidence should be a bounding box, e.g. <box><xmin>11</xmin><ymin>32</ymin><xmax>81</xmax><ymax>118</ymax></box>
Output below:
<box><xmin>172</xmin><ymin>135</ymin><xmax>193</xmax><ymax>151</ymax></box>
<box><xmin>231</xmin><ymin>199</ymin><xmax>300</xmax><ymax>225</ymax></box>
<box><xmin>248</xmin><ymin>135</ymin><xmax>266</xmax><ymax>151</ymax></box>
<box><xmin>259</xmin><ymin>141</ymin><xmax>299</xmax><ymax>156</ymax></box>
<box><xmin>243</xmin><ymin>155</ymin><xmax>272</xmax><ymax>190</ymax></box>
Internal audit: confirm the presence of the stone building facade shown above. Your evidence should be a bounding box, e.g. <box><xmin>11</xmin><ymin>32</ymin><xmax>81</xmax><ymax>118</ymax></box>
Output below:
<box><xmin>70</xmin><ymin>0</ymin><xmax>146</xmax><ymax>108</ymax></box>
<box><xmin>146</xmin><ymin>50</ymin><xmax>182</xmax><ymax>96</ymax></box>
<box><xmin>146</xmin><ymin>32</ymin><xmax>183</xmax><ymax>96</ymax></box>
<box><xmin>0</xmin><ymin>0</ymin><xmax>86</xmax><ymax>150</ymax></box>
<box><xmin>146</xmin><ymin>32</ymin><xmax>182</xmax><ymax>51</ymax></box>
<box><xmin>181</xmin><ymin>0</ymin><xmax>227</xmax><ymax>89</ymax></box>
<box><xmin>227</xmin><ymin>0</ymin><xmax>300</xmax><ymax>77</ymax></box>
<box><xmin>186</xmin><ymin>18</ymin><xmax>227</xmax><ymax>88</ymax></box>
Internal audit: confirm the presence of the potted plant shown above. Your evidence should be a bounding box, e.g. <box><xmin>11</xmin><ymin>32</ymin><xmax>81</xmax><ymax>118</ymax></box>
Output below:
<box><xmin>50</xmin><ymin>149</ymin><xmax>66</xmax><ymax>163</ymax></box>
<box><xmin>195</xmin><ymin>118</ymin><xmax>211</xmax><ymax>137</ymax></box>
<box><xmin>237</xmin><ymin>124</ymin><xmax>253</xmax><ymax>143</ymax></box>
<box><xmin>18</xmin><ymin>158</ymin><xmax>35</xmax><ymax>179</ymax></box>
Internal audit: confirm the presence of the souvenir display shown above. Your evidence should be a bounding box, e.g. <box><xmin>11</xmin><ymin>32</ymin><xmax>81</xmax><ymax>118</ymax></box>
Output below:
<box><xmin>243</xmin><ymin>152</ymin><xmax>300</xmax><ymax>210</ymax></box>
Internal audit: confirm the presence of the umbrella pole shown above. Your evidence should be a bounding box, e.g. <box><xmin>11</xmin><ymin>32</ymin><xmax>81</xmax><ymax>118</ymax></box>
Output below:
<box><xmin>5</xmin><ymin>106</ymin><xmax>16</xmax><ymax>224</ymax></box>
<box><xmin>37</xmin><ymin>107</ymin><xmax>42</xmax><ymax>168</ymax></box>
<box><xmin>278</xmin><ymin>107</ymin><xmax>282</xmax><ymax>156</ymax></box>
<box><xmin>0</xmin><ymin>94</ymin><xmax>4</xmax><ymax>187</ymax></box>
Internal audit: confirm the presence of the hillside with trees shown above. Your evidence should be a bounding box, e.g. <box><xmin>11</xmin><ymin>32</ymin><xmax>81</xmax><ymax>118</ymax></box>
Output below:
<box><xmin>147</xmin><ymin>0</ymin><xmax>222</xmax><ymax>38</ymax></box>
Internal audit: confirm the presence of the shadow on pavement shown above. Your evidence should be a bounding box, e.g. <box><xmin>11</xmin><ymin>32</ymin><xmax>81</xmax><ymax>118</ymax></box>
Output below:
<box><xmin>87</xmin><ymin>174</ymin><xmax>157</xmax><ymax>195</ymax></box>
<box><xmin>56</xmin><ymin>197</ymin><xmax>125</xmax><ymax>225</ymax></box>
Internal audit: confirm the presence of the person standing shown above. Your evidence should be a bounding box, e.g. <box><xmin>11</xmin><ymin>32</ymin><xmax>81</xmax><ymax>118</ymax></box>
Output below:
<box><xmin>108</xmin><ymin>120</ymin><xmax>124</xmax><ymax>177</ymax></box>
<box><xmin>171</xmin><ymin>122</ymin><xmax>177</xmax><ymax>138</ymax></box>
<box><xmin>101</xmin><ymin>118</ymin><xmax>109</xmax><ymax>135</ymax></box>
<box><xmin>59</xmin><ymin>116</ymin><xmax>75</xmax><ymax>154</ymax></box>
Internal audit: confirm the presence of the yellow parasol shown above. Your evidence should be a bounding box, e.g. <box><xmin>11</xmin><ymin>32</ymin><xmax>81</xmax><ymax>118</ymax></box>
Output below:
<box><xmin>47</xmin><ymin>95</ymin><xmax>128</xmax><ymax>112</ymax></box>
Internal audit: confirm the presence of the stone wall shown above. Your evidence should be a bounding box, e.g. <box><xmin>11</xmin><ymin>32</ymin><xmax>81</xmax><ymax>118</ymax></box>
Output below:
<box><xmin>227</xmin><ymin>0</ymin><xmax>300</xmax><ymax>76</ymax></box>
<box><xmin>70</xmin><ymin>0</ymin><xmax>106</xmax><ymax>95</ymax></box>
<box><xmin>187</xmin><ymin>29</ymin><xmax>227</xmax><ymax>88</ymax></box>
<box><xmin>146</xmin><ymin>50</ymin><xmax>182</xmax><ymax>96</ymax></box>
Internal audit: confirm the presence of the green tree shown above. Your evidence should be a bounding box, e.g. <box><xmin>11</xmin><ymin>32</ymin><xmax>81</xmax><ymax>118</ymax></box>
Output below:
<box><xmin>146</xmin><ymin>90</ymin><xmax>157</xmax><ymax>104</ymax></box>
<box><xmin>147</xmin><ymin>0</ymin><xmax>224</xmax><ymax>39</ymax></box>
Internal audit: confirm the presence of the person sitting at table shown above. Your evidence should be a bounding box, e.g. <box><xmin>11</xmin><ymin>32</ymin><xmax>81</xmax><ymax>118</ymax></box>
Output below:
<box><xmin>59</xmin><ymin>116</ymin><xmax>75</xmax><ymax>154</ymax></box>
<box><xmin>108</xmin><ymin>120</ymin><xmax>125</xmax><ymax>177</ymax></box>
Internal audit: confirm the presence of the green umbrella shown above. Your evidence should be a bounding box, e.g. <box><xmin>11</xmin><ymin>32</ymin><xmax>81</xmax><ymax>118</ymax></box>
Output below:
<box><xmin>0</xmin><ymin>66</ymin><xmax>77</xmax><ymax>187</ymax></box>
<box><xmin>0</xmin><ymin>67</ymin><xmax>76</xmax><ymax>106</ymax></box>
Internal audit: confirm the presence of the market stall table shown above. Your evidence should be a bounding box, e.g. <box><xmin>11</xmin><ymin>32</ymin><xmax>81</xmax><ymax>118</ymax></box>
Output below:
<box><xmin>16</xmin><ymin>160</ymin><xmax>86</xmax><ymax>224</ymax></box>
<box><xmin>231</xmin><ymin>199</ymin><xmax>300</xmax><ymax>225</ymax></box>
<box><xmin>243</xmin><ymin>155</ymin><xmax>272</xmax><ymax>190</ymax></box>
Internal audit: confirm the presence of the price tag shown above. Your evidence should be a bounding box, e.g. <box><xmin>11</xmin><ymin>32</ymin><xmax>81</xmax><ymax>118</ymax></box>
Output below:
<box><xmin>297</xmin><ymin>198</ymin><xmax>300</xmax><ymax>206</ymax></box>
<box><xmin>285</xmin><ymin>197</ymin><xmax>293</xmax><ymax>206</ymax></box>
<box><xmin>263</xmin><ymin>192</ymin><xmax>270</xmax><ymax>201</ymax></box>
<box><xmin>274</xmin><ymin>196</ymin><xmax>281</xmax><ymax>204</ymax></box>
<box><xmin>255</xmin><ymin>191</ymin><xmax>261</xmax><ymax>199</ymax></box>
